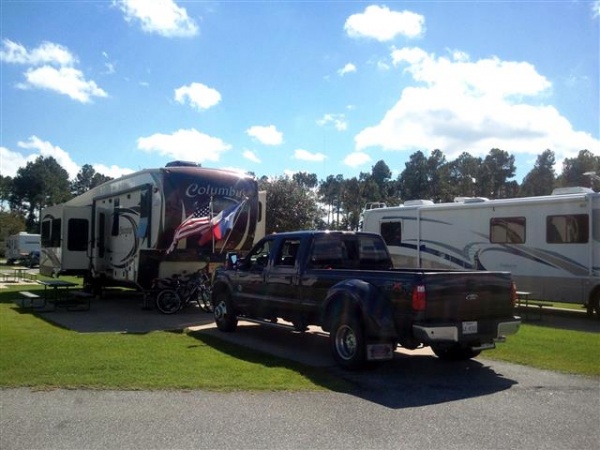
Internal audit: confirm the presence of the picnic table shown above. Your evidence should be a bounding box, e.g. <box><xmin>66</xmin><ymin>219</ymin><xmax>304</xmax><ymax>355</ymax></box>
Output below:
<box><xmin>37</xmin><ymin>280</ymin><xmax>91</xmax><ymax>311</ymax></box>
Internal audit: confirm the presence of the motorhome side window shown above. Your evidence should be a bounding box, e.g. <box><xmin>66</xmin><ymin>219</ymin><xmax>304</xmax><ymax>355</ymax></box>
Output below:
<box><xmin>490</xmin><ymin>217</ymin><xmax>525</xmax><ymax>244</ymax></box>
<box><xmin>42</xmin><ymin>219</ymin><xmax>62</xmax><ymax>247</ymax></box>
<box><xmin>67</xmin><ymin>218</ymin><xmax>89</xmax><ymax>251</ymax></box>
<box><xmin>380</xmin><ymin>222</ymin><xmax>402</xmax><ymax>246</ymax></box>
<box><xmin>546</xmin><ymin>214</ymin><xmax>589</xmax><ymax>244</ymax></box>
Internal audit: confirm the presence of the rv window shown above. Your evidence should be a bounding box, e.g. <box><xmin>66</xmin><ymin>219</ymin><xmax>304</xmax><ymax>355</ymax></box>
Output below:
<box><xmin>490</xmin><ymin>217</ymin><xmax>525</xmax><ymax>244</ymax></box>
<box><xmin>41</xmin><ymin>221</ymin><xmax>51</xmax><ymax>246</ymax></box>
<box><xmin>50</xmin><ymin>219</ymin><xmax>61</xmax><ymax>247</ymax></box>
<box><xmin>68</xmin><ymin>219</ymin><xmax>89</xmax><ymax>251</ymax></box>
<box><xmin>111</xmin><ymin>198</ymin><xmax>120</xmax><ymax>237</ymax></box>
<box><xmin>546</xmin><ymin>214</ymin><xmax>589</xmax><ymax>244</ymax></box>
<box><xmin>380</xmin><ymin>222</ymin><xmax>402</xmax><ymax>246</ymax></box>
<box><xmin>98</xmin><ymin>213</ymin><xmax>106</xmax><ymax>257</ymax></box>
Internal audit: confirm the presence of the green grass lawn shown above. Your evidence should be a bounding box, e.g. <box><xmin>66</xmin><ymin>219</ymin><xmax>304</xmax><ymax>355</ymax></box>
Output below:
<box><xmin>0</xmin><ymin>281</ymin><xmax>598</xmax><ymax>391</ymax></box>
<box><xmin>485</xmin><ymin>324</ymin><xmax>600</xmax><ymax>377</ymax></box>
<box><xmin>0</xmin><ymin>287</ymin><xmax>344</xmax><ymax>391</ymax></box>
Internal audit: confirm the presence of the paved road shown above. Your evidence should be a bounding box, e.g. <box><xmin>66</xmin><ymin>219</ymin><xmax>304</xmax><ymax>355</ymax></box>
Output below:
<box><xmin>2</xmin><ymin>356</ymin><xmax>599</xmax><ymax>450</ymax></box>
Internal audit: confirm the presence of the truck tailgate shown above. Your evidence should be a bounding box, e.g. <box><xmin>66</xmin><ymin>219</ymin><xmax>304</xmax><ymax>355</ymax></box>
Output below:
<box><xmin>420</xmin><ymin>271</ymin><xmax>514</xmax><ymax>321</ymax></box>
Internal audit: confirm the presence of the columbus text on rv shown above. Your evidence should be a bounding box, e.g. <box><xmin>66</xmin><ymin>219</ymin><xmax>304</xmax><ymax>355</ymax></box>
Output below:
<box><xmin>361</xmin><ymin>187</ymin><xmax>599</xmax><ymax>318</ymax></box>
<box><xmin>40</xmin><ymin>164</ymin><xmax>265</xmax><ymax>294</ymax></box>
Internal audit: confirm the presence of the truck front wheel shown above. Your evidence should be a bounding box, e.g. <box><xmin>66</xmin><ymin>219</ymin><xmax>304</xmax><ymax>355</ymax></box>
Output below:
<box><xmin>330</xmin><ymin>315</ymin><xmax>366</xmax><ymax>370</ymax></box>
<box><xmin>213</xmin><ymin>291</ymin><xmax>238</xmax><ymax>332</ymax></box>
<box><xmin>432</xmin><ymin>344</ymin><xmax>481</xmax><ymax>361</ymax></box>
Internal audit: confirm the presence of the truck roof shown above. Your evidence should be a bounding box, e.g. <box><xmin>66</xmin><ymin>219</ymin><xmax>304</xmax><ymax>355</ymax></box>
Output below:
<box><xmin>268</xmin><ymin>230</ymin><xmax>382</xmax><ymax>238</ymax></box>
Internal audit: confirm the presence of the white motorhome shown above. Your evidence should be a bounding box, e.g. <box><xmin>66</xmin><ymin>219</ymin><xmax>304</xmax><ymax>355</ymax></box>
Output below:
<box><xmin>41</xmin><ymin>164</ymin><xmax>265</xmax><ymax>293</ymax></box>
<box><xmin>361</xmin><ymin>188</ymin><xmax>600</xmax><ymax>317</ymax></box>
<box><xmin>5</xmin><ymin>232</ymin><xmax>41</xmax><ymax>264</ymax></box>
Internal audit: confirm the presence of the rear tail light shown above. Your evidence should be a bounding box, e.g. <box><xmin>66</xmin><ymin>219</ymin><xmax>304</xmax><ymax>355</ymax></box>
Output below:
<box><xmin>412</xmin><ymin>285</ymin><xmax>426</xmax><ymax>311</ymax></box>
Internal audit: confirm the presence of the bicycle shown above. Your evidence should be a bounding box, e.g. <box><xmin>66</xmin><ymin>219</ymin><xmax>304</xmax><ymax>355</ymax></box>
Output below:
<box><xmin>154</xmin><ymin>269</ymin><xmax>213</xmax><ymax>315</ymax></box>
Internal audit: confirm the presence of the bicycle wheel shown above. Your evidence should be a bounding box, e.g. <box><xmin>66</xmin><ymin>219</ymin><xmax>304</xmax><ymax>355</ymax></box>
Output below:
<box><xmin>156</xmin><ymin>289</ymin><xmax>182</xmax><ymax>314</ymax></box>
<box><xmin>199</xmin><ymin>286</ymin><xmax>213</xmax><ymax>312</ymax></box>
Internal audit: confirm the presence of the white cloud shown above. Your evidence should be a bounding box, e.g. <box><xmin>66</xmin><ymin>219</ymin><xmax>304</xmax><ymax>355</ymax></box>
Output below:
<box><xmin>17</xmin><ymin>136</ymin><xmax>80</xmax><ymax>179</ymax></box>
<box><xmin>345</xmin><ymin>5</ymin><xmax>425</xmax><ymax>42</ymax></box>
<box><xmin>592</xmin><ymin>1</ymin><xmax>600</xmax><ymax>18</ymax></box>
<box><xmin>20</xmin><ymin>66</ymin><xmax>107</xmax><ymax>103</ymax></box>
<box><xmin>344</xmin><ymin>151</ymin><xmax>371</xmax><ymax>168</ymax></box>
<box><xmin>0</xmin><ymin>39</ymin><xmax>76</xmax><ymax>66</ymax></box>
<box><xmin>0</xmin><ymin>146</ymin><xmax>32</xmax><ymax>178</ymax></box>
<box><xmin>293</xmin><ymin>149</ymin><xmax>326</xmax><ymax>162</ymax></box>
<box><xmin>117</xmin><ymin>0</ymin><xmax>198</xmax><ymax>38</ymax></box>
<box><xmin>355</xmin><ymin>47</ymin><xmax>600</xmax><ymax>162</ymax></box>
<box><xmin>242</xmin><ymin>149</ymin><xmax>261</xmax><ymax>163</ymax></box>
<box><xmin>2</xmin><ymin>137</ymin><xmax>132</xmax><ymax>180</ymax></box>
<box><xmin>174</xmin><ymin>82</ymin><xmax>221</xmax><ymax>111</ymax></box>
<box><xmin>92</xmin><ymin>164</ymin><xmax>134</xmax><ymax>179</ymax></box>
<box><xmin>137</xmin><ymin>128</ymin><xmax>231</xmax><ymax>162</ymax></box>
<box><xmin>338</xmin><ymin>63</ymin><xmax>357</xmax><ymax>76</ymax></box>
<box><xmin>1</xmin><ymin>39</ymin><xmax>107</xmax><ymax>103</ymax></box>
<box><xmin>246</xmin><ymin>125</ymin><xmax>283</xmax><ymax>145</ymax></box>
<box><xmin>317</xmin><ymin>113</ymin><xmax>348</xmax><ymax>131</ymax></box>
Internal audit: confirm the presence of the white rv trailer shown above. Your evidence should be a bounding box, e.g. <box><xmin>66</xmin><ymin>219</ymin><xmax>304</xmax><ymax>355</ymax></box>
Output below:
<box><xmin>41</xmin><ymin>164</ymin><xmax>265</xmax><ymax>292</ymax></box>
<box><xmin>361</xmin><ymin>188</ymin><xmax>600</xmax><ymax>316</ymax></box>
<box><xmin>5</xmin><ymin>232</ymin><xmax>41</xmax><ymax>264</ymax></box>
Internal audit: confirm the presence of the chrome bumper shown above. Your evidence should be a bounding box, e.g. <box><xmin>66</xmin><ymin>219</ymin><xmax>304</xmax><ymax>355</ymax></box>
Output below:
<box><xmin>412</xmin><ymin>318</ymin><xmax>522</xmax><ymax>343</ymax></box>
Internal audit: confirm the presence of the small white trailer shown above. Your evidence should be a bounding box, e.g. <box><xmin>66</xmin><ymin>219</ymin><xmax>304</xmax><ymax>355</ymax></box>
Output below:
<box><xmin>40</xmin><ymin>164</ymin><xmax>265</xmax><ymax>293</ymax></box>
<box><xmin>5</xmin><ymin>232</ymin><xmax>40</xmax><ymax>264</ymax></box>
<box><xmin>361</xmin><ymin>188</ymin><xmax>600</xmax><ymax>317</ymax></box>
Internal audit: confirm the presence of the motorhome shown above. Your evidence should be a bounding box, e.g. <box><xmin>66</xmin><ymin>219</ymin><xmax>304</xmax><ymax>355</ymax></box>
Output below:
<box><xmin>5</xmin><ymin>232</ymin><xmax>41</xmax><ymax>265</ymax></box>
<box><xmin>41</xmin><ymin>164</ymin><xmax>265</xmax><ymax>293</ymax></box>
<box><xmin>361</xmin><ymin>188</ymin><xmax>599</xmax><ymax>317</ymax></box>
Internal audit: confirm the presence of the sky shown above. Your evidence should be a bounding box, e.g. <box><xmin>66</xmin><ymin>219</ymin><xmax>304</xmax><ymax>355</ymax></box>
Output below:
<box><xmin>1</xmin><ymin>1</ymin><xmax>599</xmax><ymax>186</ymax></box>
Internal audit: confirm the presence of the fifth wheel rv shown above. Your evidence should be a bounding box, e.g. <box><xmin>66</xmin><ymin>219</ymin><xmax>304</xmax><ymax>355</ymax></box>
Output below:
<box><xmin>361</xmin><ymin>188</ymin><xmax>600</xmax><ymax>317</ymax></box>
<box><xmin>40</xmin><ymin>164</ymin><xmax>265</xmax><ymax>293</ymax></box>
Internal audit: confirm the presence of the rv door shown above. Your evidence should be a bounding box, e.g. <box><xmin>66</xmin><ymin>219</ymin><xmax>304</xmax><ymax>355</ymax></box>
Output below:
<box><xmin>40</xmin><ymin>205</ymin><xmax>91</xmax><ymax>276</ymax></box>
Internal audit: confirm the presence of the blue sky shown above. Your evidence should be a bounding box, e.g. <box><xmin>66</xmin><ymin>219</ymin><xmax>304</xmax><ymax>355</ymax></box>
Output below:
<box><xmin>1</xmin><ymin>1</ymin><xmax>599</xmax><ymax>186</ymax></box>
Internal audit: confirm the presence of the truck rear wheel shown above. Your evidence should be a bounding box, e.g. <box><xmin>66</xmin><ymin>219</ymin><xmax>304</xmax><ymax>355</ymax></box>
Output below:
<box><xmin>330</xmin><ymin>315</ymin><xmax>366</xmax><ymax>370</ymax></box>
<box><xmin>213</xmin><ymin>291</ymin><xmax>238</xmax><ymax>332</ymax></box>
<box><xmin>432</xmin><ymin>345</ymin><xmax>481</xmax><ymax>361</ymax></box>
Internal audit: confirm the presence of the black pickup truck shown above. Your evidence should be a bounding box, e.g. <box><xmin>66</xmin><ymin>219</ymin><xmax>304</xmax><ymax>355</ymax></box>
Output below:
<box><xmin>212</xmin><ymin>231</ymin><xmax>521</xmax><ymax>369</ymax></box>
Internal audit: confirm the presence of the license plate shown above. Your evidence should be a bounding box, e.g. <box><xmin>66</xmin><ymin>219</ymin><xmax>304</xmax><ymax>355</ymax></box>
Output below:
<box><xmin>366</xmin><ymin>344</ymin><xmax>394</xmax><ymax>361</ymax></box>
<box><xmin>462</xmin><ymin>321</ymin><xmax>478</xmax><ymax>334</ymax></box>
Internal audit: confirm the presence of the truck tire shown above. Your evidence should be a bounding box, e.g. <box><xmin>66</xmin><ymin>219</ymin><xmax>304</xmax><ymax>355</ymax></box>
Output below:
<box><xmin>330</xmin><ymin>315</ymin><xmax>366</xmax><ymax>370</ymax></box>
<box><xmin>587</xmin><ymin>292</ymin><xmax>600</xmax><ymax>320</ymax></box>
<box><xmin>431</xmin><ymin>345</ymin><xmax>481</xmax><ymax>361</ymax></box>
<box><xmin>214</xmin><ymin>291</ymin><xmax>238</xmax><ymax>332</ymax></box>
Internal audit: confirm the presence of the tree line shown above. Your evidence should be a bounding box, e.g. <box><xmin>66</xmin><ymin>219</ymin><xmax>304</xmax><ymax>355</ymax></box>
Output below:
<box><xmin>1</xmin><ymin>148</ymin><xmax>598</xmax><ymax>240</ymax></box>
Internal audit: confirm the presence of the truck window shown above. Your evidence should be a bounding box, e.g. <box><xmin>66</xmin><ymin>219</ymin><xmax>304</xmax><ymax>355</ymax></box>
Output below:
<box><xmin>310</xmin><ymin>236</ymin><xmax>350</xmax><ymax>269</ymax></box>
<box><xmin>274</xmin><ymin>239</ymin><xmax>301</xmax><ymax>266</ymax></box>
<box><xmin>546</xmin><ymin>214</ymin><xmax>589</xmax><ymax>244</ymax></box>
<box><xmin>357</xmin><ymin>235</ymin><xmax>391</xmax><ymax>269</ymax></box>
<box><xmin>490</xmin><ymin>217</ymin><xmax>525</xmax><ymax>244</ymax></box>
<box><xmin>246</xmin><ymin>239</ymin><xmax>274</xmax><ymax>268</ymax></box>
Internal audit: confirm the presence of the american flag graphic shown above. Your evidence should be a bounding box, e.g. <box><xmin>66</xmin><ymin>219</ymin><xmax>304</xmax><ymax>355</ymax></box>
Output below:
<box><xmin>166</xmin><ymin>201</ymin><xmax>245</xmax><ymax>254</ymax></box>
<box><xmin>166</xmin><ymin>203</ymin><xmax>212</xmax><ymax>254</ymax></box>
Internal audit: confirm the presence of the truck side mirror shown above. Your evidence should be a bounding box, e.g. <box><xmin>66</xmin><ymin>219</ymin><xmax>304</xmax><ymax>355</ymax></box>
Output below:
<box><xmin>225</xmin><ymin>252</ymin><xmax>238</xmax><ymax>269</ymax></box>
